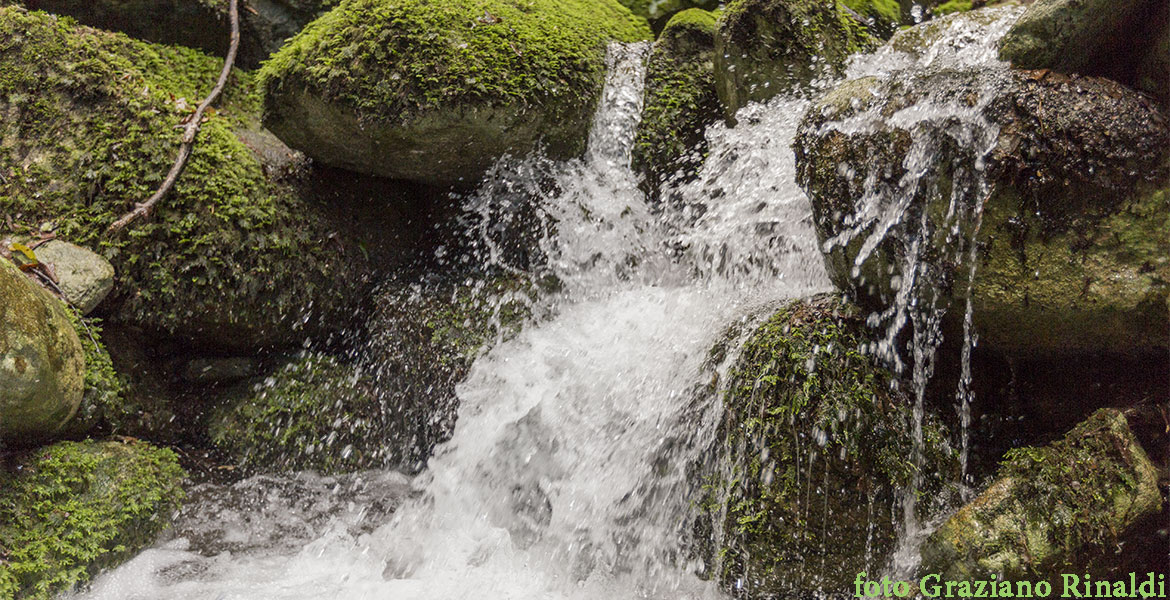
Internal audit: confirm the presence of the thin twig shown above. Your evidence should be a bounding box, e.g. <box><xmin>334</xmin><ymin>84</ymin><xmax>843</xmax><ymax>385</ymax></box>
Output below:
<box><xmin>107</xmin><ymin>0</ymin><xmax>241</xmax><ymax>234</ymax></box>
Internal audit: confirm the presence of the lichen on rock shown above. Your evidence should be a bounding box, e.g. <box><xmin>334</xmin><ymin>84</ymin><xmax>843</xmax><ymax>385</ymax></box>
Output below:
<box><xmin>259</xmin><ymin>0</ymin><xmax>651</xmax><ymax>185</ymax></box>
<box><xmin>699</xmin><ymin>294</ymin><xmax>958</xmax><ymax>597</ymax></box>
<box><xmin>0</xmin><ymin>440</ymin><xmax>185</xmax><ymax>599</ymax></box>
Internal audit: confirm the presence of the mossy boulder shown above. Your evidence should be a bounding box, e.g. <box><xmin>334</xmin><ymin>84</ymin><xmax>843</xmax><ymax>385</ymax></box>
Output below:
<box><xmin>998</xmin><ymin>0</ymin><xmax>1169</xmax><ymax>107</ymax></box>
<box><xmin>0</xmin><ymin>258</ymin><xmax>85</xmax><ymax>444</ymax></box>
<box><xmin>614</xmin><ymin>0</ymin><xmax>718</xmax><ymax>30</ymax></box>
<box><xmin>920</xmin><ymin>408</ymin><xmax>1162</xmax><ymax>579</ymax></box>
<box><xmin>631</xmin><ymin>8</ymin><xmax>720</xmax><ymax>197</ymax></box>
<box><xmin>795</xmin><ymin>68</ymin><xmax>1170</xmax><ymax>358</ymax></box>
<box><xmin>700</xmin><ymin>295</ymin><xmax>958</xmax><ymax>597</ymax></box>
<box><xmin>259</xmin><ymin>0</ymin><xmax>651</xmax><ymax>185</ymax></box>
<box><xmin>0</xmin><ymin>440</ymin><xmax>185</xmax><ymax>599</ymax></box>
<box><xmin>0</xmin><ymin>8</ymin><xmax>378</xmax><ymax>350</ymax></box>
<box><xmin>207</xmin><ymin>353</ymin><xmax>386</xmax><ymax>475</ymax></box>
<box><xmin>714</xmin><ymin>0</ymin><xmax>875</xmax><ymax>120</ymax></box>
<box><xmin>20</xmin><ymin>0</ymin><xmax>340</xmax><ymax>68</ymax></box>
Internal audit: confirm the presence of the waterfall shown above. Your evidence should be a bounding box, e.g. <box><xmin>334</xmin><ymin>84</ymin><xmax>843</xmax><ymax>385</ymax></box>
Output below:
<box><xmin>72</xmin><ymin>7</ymin><xmax>1025</xmax><ymax>598</ymax></box>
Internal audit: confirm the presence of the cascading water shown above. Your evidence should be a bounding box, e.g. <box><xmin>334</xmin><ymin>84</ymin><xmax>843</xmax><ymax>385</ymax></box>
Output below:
<box><xmin>72</xmin><ymin>8</ymin><xmax>1024</xmax><ymax>599</ymax></box>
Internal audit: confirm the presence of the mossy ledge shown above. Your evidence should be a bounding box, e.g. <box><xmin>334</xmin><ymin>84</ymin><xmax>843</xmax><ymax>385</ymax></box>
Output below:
<box><xmin>0</xmin><ymin>440</ymin><xmax>185</xmax><ymax>599</ymax></box>
<box><xmin>258</xmin><ymin>0</ymin><xmax>651</xmax><ymax>185</ymax></box>
<box><xmin>699</xmin><ymin>295</ymin><xmax>958</xmax><ymax>597</ymax></box>
<box><xmin>0</xmin><ymin>8</ymin><xmax>373</xmax><ymax>350</ymax></box>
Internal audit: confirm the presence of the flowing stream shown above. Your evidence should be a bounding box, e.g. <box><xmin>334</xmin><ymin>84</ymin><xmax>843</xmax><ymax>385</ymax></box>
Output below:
<box><xmin>73</xmin><ymin>9</ymin><xmax>1021</xmax><ymax>599</ymax></box>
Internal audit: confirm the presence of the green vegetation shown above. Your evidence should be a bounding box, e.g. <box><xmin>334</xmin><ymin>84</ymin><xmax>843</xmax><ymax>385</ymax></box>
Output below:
<box><xmin>0</xmin><ymin>440</ymin><xmax>185</xmax><ymax>599</ymax></box>
<box><xmin>701</xmin><ymin>295</ymin><xmax>957</xmax><ymax>596</ymax></box>
<box><xmin>62</xmin><ymin>313</ymin><xmax>127</xmax><ymax>437</ymax></box>
<box><xmin>842</xmin><ymin>0</ymin><xmax>901</xmax><ymax>36</ymax></box>
<box><xmin>715</xmin><ymin>0</ymin><xmax>876</xmax><ymax>118</ymax></box>
<box><xmin>920</xmin><ymin>409</ymin><xmax>1162</xmax><ymax>579</ymax></box>
<box><xmin>0</xmin><ymin>7</ymin><xmax>368</xmax><ymax>348</ymax></box>
<box><xmin>632</xmin><ymin>8</ymin><xmax>720</xmax><ymax>196</ymax></box>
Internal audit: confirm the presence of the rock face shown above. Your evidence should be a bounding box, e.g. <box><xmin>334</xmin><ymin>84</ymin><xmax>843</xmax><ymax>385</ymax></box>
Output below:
<box><xmin>0</xmin><ymin>258</ymin><xmax>85</xmax><ymax>443</ymax></box>
<box><xmin>795</xmin><ymin>68</ymin><xmax>1170</xmax><ymax>358</ymax></box>
<box><xmin>920</xmin><ymin>409</ymin><xmax>1162</xmax><ymax>578</ymax></box>
<box><xmin>998</xmin><ymin>0</ymin><xmax>1169</xmax><ymax>106</ymax></box>
<box><xmin>27</xmin><ymin>240</ymin><xmax>114</xmax><ymax>315</ymax></box>
<box><xmin>714</xmin><ymin>0</ymin><xmax>874</xmax><ymax>120</ymax></box>
<box><xmin>631</xmin><ymin>8</ymin><xmax>720</xmax><ymax>197</ymax></box>
<box><xmin>701</xmin><ymin>295</ymin><xmax>958</xmax><ymax>597</ymax></box>
<box><xmin>22</xmin><ymin>0</ymin><xmax>339</xmax><ymax>68</ymax></box>
<box><xmin>260</xmin><ymin>0</ymin><xmax>651</xmax><ymax>185</ymax></box>
<box><xmin>0</xmin><ymin>440</ymin><xmax>185</xmax><ymax>599</ymax></box>
<box><xmin>0</xmin><ymin>8</ymin><xmax>391</xmax><ymax>351</ymax></box>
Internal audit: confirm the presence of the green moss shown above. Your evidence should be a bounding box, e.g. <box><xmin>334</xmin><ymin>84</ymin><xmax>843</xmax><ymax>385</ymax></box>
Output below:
<box><xmin>632</xmin><ymin>8</ymin><xmax>720</xmax><ymax>197</ymax></box>
<box><xmin>842</xmin><ymin>0</ymin><xmax>901</xmax><ymax>36</ymax></box>
<box><xmin>701</xmin><ymin>295</ymin><xmax>957</xmax><ymax>596</ymax></box>
<box><xmin>207</xmin><ymin>354</ymin><xmax>383</xmax><ymax>475</ymax></box>
<box><xmin>0</xmin><ymin>440</ymin><xmax>185</xmax><ymax>599</ymax></box>
<box><xmin>932</xmin><ymin>0</ymin><xmax>972</xmax><ymax>14</ymax></box>
<box><xmin>921</xmin><ymin>409</ymin><xmax>1162</xmax><ymax>579</ymax></box>
<box><xmin>62</xmin><ymin>312</ymin><xmax>127</xmax><ymax>437</ymax></box>
<box><xmin>0</xmin><ymin>8</ymin><xmax>366</xmax><ymax>348</ymax></box>
<box><xmin>715</xmin><ymin>0</ymin><xmax>876</xmax><ymax>118</ymax></box>
<box><xmin>260</xmin><ymin>0</ymin><xmax>649</xmax><ymax>122</ymax></box>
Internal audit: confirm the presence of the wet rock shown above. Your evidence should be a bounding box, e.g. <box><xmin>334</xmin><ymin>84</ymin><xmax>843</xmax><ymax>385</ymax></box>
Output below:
<box><xmin>795</xmin><ymin>67</ymin><xmax>1170</xmax><ymax>358</ymax></box>
<box><xmin>998</xmin><ymin>0</ymin><xmax>1169</xmax><ymax>106</ymax></box>
<box><xmin>920</xmin><ymin>408</ymin><xmax>1162</xmax><ymax>578</ymax></box>
<box><xmin>0</xmin><ymin>8</ymin><xmax>390</xmax><ymax>351</ymax></box>
<box><xmin>181</xmin><ymin>356</ymin><xmax>257</xmax><ymax>384</ymax></box>
<box><xmin>632</xmin><ymin>8</ymin><xmax>721</xmax><ymax>197</ymax></box>
<box><xmin>0</xmin><ymin>440</ymin><xmax>186</xmax><ymax>598</ymax></box>
<box><xmin>714</xmin><ymin>0</ymin><xmax>875</xmax><ymax>120</ymax></box>
<box><xmin>259</xmin><ymin>0</ymin><xmax>651</xmax><ymax>185</ymax></box>
<box><xmin>207</xmin><ymin>353</ymin><xmax>385</xmax><ymax>475</ymax></box>
<box><xmin>700</xmin><ymin>294</ymin><xmax>958</xmax><ymax>597</ymax></box>
<box><xmin>0</xmin><ymin>258</ymin><xmax>85</xmax><ymax>443</ymax></box>
<box><xmin>21</xmin><ymin>0</ymin><xmax>339</xmax><ymax>68</ymax></box>
<box><xmin>26</xmin><ymin>240</ymin><xmax>114</xmax><ymax>315</ymax></box>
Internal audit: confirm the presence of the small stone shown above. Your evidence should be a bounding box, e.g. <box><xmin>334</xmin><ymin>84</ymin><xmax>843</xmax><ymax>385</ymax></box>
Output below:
<box><xmin>33</xmin><ymin>239</ymin><xmax>115</xmax><ymax>315</ymax></box>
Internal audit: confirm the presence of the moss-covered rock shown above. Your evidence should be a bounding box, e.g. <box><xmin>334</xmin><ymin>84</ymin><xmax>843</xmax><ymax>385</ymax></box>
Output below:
<box><xmin>614</xmin><ymin>0</ymin><xmax>718</xmax><ymax>30</ymax></box>
<box><xmin>998</xmin><ymin>0</ymin><xmax>1169</xmax><ymax>106</ymax></box>
<box><xmin>0</xmin><ymin>258</ymin><xmax>85</xmax><ymax>444</ymax></box>
<box><xmin>714</xmin><ymin>0</ymin><xmax>875</xmax><ymax>120</ymax></box>
<box><xmin>259</xmin><ymin>0</ymin><xmax>651</xmax><ymax>185</ymax></box>
<box><xmin>0</xmin><ymin>440</ymin><xmax>185</xmax><ymax>599</ymax></box>
<box><xmin>795</xmin><ymin>68</ymin><xmax>1170</xmax><ymax>358</ymax></box>
<box><xmin>20</xmin><ymin>0</ymin><xmax>340</xmax><ymax>68</ymax></box>
<box><xmin>61</xmin><ymin>314</ymin><xmax>136</xmax><ymax>439</ymax></box>
<box><xmin>700</xmin><ymin>295</ymin><xmax>958</xmax><ymax>597</ymax></box>
<box><xmin>207</xmin><ymin>353</ymin><xmax>385</xmax><ymax>475</ymax></box>
<box><xmin>631</xmin><ymin>8</ymin><xmax>720</xmax><ymax>197</ymax></box>
<box><xmin>920</xmin><ymin>408</ymin><xmax>1162</xmax><ymax>579</ymax></box>
<box><xmin>842</xmin><ymin>0</ymin><xmax>901</xmax><ymax>37</ymax></box>
<box><xmin>0</xmin><ymin>8</ymin><xmax>378</xmax><ymax>350</ymax></box>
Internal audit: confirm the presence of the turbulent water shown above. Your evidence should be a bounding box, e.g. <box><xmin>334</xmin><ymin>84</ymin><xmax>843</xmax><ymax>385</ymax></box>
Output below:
<box><xmin>74</xmin><ymin>9</ymin><xmax>1022</xmax><ymax>600</ymax></box>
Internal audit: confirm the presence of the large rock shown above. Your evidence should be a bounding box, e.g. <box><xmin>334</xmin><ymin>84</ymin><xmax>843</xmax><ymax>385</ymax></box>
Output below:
<box><xmin>714</xmin><ymin>0</ymin><xmax>875</xmax><ymax>120</ymax></box>
<box><xmin>631</xmin><ymin>8</ymin><xmax>720</xmax><ymax>197</ymax></box>
<box><xmin>20</xmin><ymin>0</ymin><xmax>339</xmax><ymax>68</ymax></box>
<box><xmin>795</xmin><ymin>68</ymin><xmax>1170</xmax><ymax>358</ymax></box>
<box><xmin>0</xmin><ymin>8</ymin><xmax>396</xmax><ymax>351</ymax></box>
<box><xmin>259</xmin><ymin>0</ymin><xmax>651</xmax><ymax>185</ymax></box>
<box><xmin>700</xmin><ymin>295</ymin><xmax>958</xmax><ymax>597</ymax></box>
<box><xmin>920</xmin><ymin>408</ymin><xmax>1162</xmax><ymax>578</ymax></box>
<box><xmin>998</xmin><ymin>0</ymin><xmax>1169</xmax><ymax>106</ymax></box>
<box><xmin>26</xmin><ymin>240</ymin><xmax>114</xmax><ymax>315</ymax></box>
<box><xmin>0</xmin><ymin>258</ymin><xmax>85</xmax><ymax>443</ymax></box>
<box><xmin>0</xmin><ymin>440</ymin><xmax>185</xmax><ymax>599</ymax></box>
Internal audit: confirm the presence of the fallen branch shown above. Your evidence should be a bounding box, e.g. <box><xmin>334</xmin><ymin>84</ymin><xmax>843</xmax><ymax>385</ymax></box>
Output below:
<box><xmin>107</xmin><ymin>0</ymin><xmax>241</xmax><ymax>234</ymax></box>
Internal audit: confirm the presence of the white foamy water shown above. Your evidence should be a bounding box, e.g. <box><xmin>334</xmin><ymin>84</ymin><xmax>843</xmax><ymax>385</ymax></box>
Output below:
<box><xmin>72</xmin><ymin>8</ymin><xmax>1024</xmax><ymax>599</ymax></box>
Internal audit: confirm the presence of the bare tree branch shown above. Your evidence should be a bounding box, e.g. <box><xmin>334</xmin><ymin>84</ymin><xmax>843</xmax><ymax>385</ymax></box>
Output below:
<box><xmin>107</xmin><ymin>0</ymin><xmax>242</xmax><ymax>234</ymax></box>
